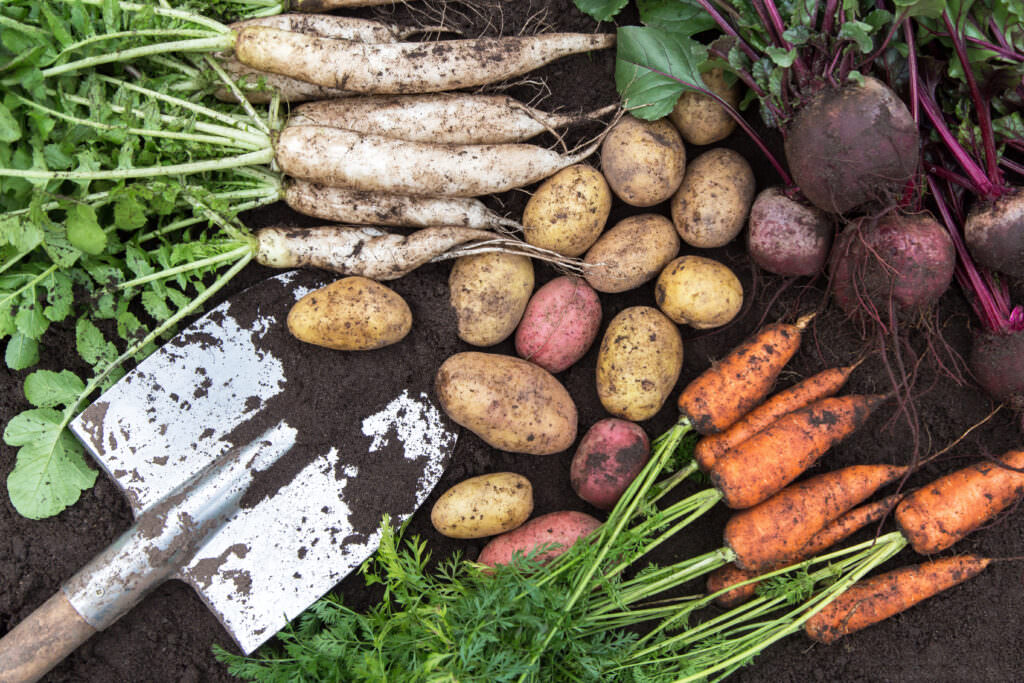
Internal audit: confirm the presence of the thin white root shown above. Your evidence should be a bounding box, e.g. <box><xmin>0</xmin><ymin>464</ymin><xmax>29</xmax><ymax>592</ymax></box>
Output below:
<box><xmin>275</xmin><ymin>125</ymin><xmax>607</xmax><ymax>197</ymax></box>
<box><xmin>284</xmin><ymin>180</ymin><xmax>522</xmax><ymax>232</ymax></box>
<box><xmin>233</xmin><ymin>27</ymin><xmax>616</xmax><ymax>94</ymax></box>
<box><xmin>284</xmin><ymin>94</ymin><xmax>620</xmax><ymax>145</ymax></box>
<box><xmin>255</xmin><ymin>225</ymin><xmax>581</xmax><ymax>280</ymax></box>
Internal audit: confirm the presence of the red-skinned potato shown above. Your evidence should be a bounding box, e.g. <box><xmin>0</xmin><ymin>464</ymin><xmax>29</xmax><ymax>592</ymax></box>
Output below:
<box><xmin>476</xmin><ymin>510</ymin><xmax>601</xmax><ymax>567</ymax></box>
<box><xmin>570</xmin><ymin>418</ymin><xmax>650</xmax><ymax>510</ymax></box>
<box><xmin>747</xmin><ymin>187</ymin><xmax>833</xmax><ymax>277</ymax></box>
<box><xmin>515</xmin><ymin>276</ymin><xmax>602</xmax><ymax>373</ymax></box>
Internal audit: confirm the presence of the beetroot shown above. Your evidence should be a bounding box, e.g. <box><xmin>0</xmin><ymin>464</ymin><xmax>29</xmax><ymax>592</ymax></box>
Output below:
<box><xmin>746</xmin><ymin>187</ymin><xmax>834</xmax><ymax>276</ymax></box>
<box><xmin>964</xmin><ymin>188</ymin><xmax>1024</xmax><ymax>279</ymax></box>
<box><xmin>785</xmin><ymin>77</ymin><xmax>919</xmax><ymax>214</ymax></box>
<box><xmin>829</xmin><ymin>213</ymin><xmax>955</xmax><ymax>318</ymax></box>
<box><xmin>969</xmin><ymin>329</ymin><xmax>1024</xmax><ymax>416</ymax></box>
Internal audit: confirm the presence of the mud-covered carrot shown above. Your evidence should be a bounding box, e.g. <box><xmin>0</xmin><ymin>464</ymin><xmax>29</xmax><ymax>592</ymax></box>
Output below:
<box><xmin>694</xmin><ymin>363</ymin><xmax>858</xmax><ymax>470</ymax></box>
<box><xmin>710</xmin><ymin>394</ymin><xmax>886</xmax><ymax>509</ymax></box>
<box><xmin>677</xmin><ymin>314</ymin><xmax>814</xmax><ymax>435</ymax></box>
<box><xmin>708</xmin><ymin>493</ymin><xmax>902</xmax><ymax>608</ymax></box>
<box><xmin>895</xmin><ymin>448</ymin><xmax>1024</xmax><ymax>554</ymax></box>
<box><xmin>725</xmin><ymin>465</ymin><xmax>906</xmax><ymax>572</ymax></box>
<box><xmin>805</xmin><ymin>555</ymin><xmax>991</xmax><ymax>643</ymax></box>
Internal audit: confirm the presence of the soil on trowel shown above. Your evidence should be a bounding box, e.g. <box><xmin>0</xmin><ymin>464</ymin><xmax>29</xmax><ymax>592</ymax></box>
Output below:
<box><xmin>2</xmin><ymin>1</ymin><xmax>1022</xmax><ymax>681</ymax></box>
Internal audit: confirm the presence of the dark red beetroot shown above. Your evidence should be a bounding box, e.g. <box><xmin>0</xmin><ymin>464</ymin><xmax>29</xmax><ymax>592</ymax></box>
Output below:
<box><xmin>746</xmin><ymin>187</ymin><xmax>834</xmax><ymax>276</ymax></box>
<box><xmin>969</xmin><ymin>329</ymin><xmax>1024</xmax><ymax>425</ymax></box>
<box><xmin>830</xmin><ymin>212</ymin><xmax>956</xmax><ymax>318</ymax></box>
<box><xmin>964</xmin><ymin>188</ymin><xmax>1024</xmax><ymax>279</ymax></box>
<box><xmin>785</xmin><ymin>76</ymin><xmax>919</xmax><ymax>214</ymax></box>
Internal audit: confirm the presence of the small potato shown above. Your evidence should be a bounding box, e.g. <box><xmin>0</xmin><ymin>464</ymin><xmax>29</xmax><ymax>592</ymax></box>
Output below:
<box><xmin>476</xmin><ymin>510</ymin><xmax>601</xmax><ymax>567</ymax></box>
<box><xmin>287</xmin><ymin>276</ymin><xmax>411</xmax><ymax>351</ymax></box>
<box><xmin>596</xmin><ymin>306</ymin><xmax>683</xmax><ymax>421</ymax></box>
<box><xmin>670</xmin><ymin>148</ymin><xmax>755</xmax><ymax>248</ymax></box>
<box><xmin>522</xmin><ymin>164</ymin><xmax>612</xmax><ymax>256</ymax></box>
<box><xmin>600</xmin><ymin>115</ymin><xmax>686</xmax><ymax>207</ymax></box>
<box><xmin>655</xmin><ymin>255</ymin><xmax>743</xmax><ymax>329</ymax></box>
<box><xmin>514</xmin><ymin>276</ymin><xmax>602</xmax><ymax>374</ymax></box>
<box><xmin>449</xmin><ymin>252</ymin><xmax>534</xmax><ymax>346</ymax></box>
<box><xmin>583</xmin><ymin>214</ymin><xmax>681</xmax><ymax>293</ymax></box>
<box><xmin>435</xmin><ymin>352</ymin><xmax>577</xmax><ymax>455</ymax></box>
<box><xmin>430</xmin><ymin>472</ymin><xmax>534</xmax><ymax>539</ymax></box>
<box><xmin>669</xmin><ymin>68</ymin><xmax>742</xmax><ymax>146</ymax></box>
<box><xmin>570</xmin><ymin>418</ymin><xmax>650</xmax><ymax>510</ymax></box>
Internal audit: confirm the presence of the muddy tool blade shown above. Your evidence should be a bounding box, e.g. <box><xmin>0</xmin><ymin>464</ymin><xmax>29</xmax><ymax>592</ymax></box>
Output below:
<box><xmin>0</xmin><ymin>271</ymin><xmax>457</xmax><ymax>682</ymax></box>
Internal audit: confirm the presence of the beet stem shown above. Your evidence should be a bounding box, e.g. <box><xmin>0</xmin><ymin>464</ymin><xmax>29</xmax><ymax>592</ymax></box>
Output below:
<box><xmin>694</xmin><ymin>0</ymin><xmax>760</xmax><ymax>63</ymax></box>
<box><xmin>941</xmin><ymin>11</ymin><xmax>1003</xmax><ymax>187</ymax></box>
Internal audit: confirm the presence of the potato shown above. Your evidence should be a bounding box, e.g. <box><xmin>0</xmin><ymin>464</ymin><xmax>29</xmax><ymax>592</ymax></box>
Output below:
<box><xmin>287</xmin><ymin>276</ymin><xmax>411</xmax><ymax>351</ymax></box>
<box><xmin>514</xmin><ymin>276</ymin><xmax>602</xmax><ymax>374</ymax></box>
<box><xmin>670</xmin><ymin>148</ymin><xmax>755</xmax><ymax>248</ymax></box>
<box><xmin>430</xmin><ymin>472</ymin><xmax>534</xmax><ymax>539</ymax></box>
<box><xmin>655</xmin><ymin>255</ymin><xmax>743</xmax><ymax>329</ymax></box>
<box><xmin>476</xmin><ymin>510</ymin><xmax>601</xmax><ymax>567</ymax></box>
<box><xmin>449</xmin><ymin>252</ymin><xmax>534</xmax><ymax>346</ymax></box>
<box><xmin>570</xmin><ymin>418</ymin><xmax>650</xmax><ymax>510</ymax></box>
<box><xmin>595</xmin><ymin>306</ymin><xmax>683</xmax><ymax>421</ymax></box>
<box><xmin>522</xmin><ymin>164</ymin><xmax>612</xmax><ymax>256</ymax></box>
<box><xmin>435</xmin><ymin>352</ymin><xmax>577</xmax><ymax>455</ymax></box>
<box><xmin>669</xmin><ymin>68</ymin><xmax>741</xmax><ymax>146</ymax></box>
<box><xmin>600</xmin><ymin>114</ymin><xmax>686</xmax><ymax>207</ymax></box>
<box><xmin>583</xmin><ymin>214</ymin><xmax>681</xmax><ymax>293</ymax></box>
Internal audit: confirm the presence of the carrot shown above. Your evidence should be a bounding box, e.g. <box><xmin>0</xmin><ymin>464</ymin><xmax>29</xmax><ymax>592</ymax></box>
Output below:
<box><xmin>804</xmin><ymin>555</ymin><xmax>991</xmax><ymax>644</ymax></box>
<box><xmin>285</xmin><ymin>95</ymin><xmax>618</xmax><ymax>145</ymax></box>
<box><xmin>677</xmin><ymin>314</ymin><xmax>813</xmax><ymax>435</ymax></box>
<box><xmin>233</xmin><ymin>27</ymin><xmax>615</xmax><ymax>94</ymax></box>
<box><xmin>274</xmin><ymin>126</ymin><xmax>603</xmax><ymax>197</ymax></box>
<box><xmin>254</xmin><ymin>225</ymin><xmax>579</xmax><ymax>280</ymax></box>
<box><xmin>894</xmin><ymin>448</ymin><xmax>1024</xmax><ymax>554</ymax></box>
<box><xmin>710</xmin><ymin>394</ymin><xmax>886</xmax><ymax>509</ymax></box>
<box><xmin>283</xmin><ymin>181</ymin><xmax>521</xmax><ymax>231</ymax></box>
<box><xmin>724</xmin><ymin>464</ymin><xmax>906</xmax><ymax>572</ymax></box>
<box><xmin>708</xmin><ymin>493</ymin><xmax>902</xmax><ymax>608</ymax></box>
<box><xmin>694</xmin><ymin>363</ymin><xmax>858</xmax><ymax>470</ymax></box>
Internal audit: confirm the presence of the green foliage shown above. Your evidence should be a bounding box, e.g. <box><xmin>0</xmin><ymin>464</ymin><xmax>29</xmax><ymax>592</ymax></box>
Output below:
<box><xmin>615</xmin><ymin>26</ymin><xmax>710</xmax><ymax>119</ymax></box>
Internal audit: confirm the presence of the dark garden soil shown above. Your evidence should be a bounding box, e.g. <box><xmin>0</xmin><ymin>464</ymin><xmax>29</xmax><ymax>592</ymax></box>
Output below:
<box><xmin>2</xmin><ymin>1</ymin><xmax>1024</xmax><ymax>681</ymax></box>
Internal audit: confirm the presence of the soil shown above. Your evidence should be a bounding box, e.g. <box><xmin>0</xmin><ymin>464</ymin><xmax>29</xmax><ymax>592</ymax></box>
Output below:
<box><xmin>2</xmin><ymin>1</ymin><xmax>1023</xmax><ymax>681</ymax></box>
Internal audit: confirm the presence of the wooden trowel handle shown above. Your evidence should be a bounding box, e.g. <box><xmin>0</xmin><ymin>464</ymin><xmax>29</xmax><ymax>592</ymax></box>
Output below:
<box><xmin>0</xmin><ymin>590</ymin><xmax>96</xmax><ymax>683</ymax></box>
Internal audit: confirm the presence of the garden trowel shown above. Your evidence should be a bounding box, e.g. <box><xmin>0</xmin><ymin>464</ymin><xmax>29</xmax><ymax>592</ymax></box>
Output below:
<box><xmin>0</xmin><ymin>270</ymin><xmax>458</xmax><ymax>682</ymax></box>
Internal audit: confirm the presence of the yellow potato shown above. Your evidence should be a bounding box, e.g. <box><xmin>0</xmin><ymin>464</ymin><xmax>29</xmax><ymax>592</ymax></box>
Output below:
<box><xmin>583</xmin><ymin>214</ymin><xmax>681</xmax><ymax>293</ymax></box>
<box><xmin>435</xmin><ymin>352</ymin><xmax>577</xmax><ymax>455</ymax></box>
<box><xmin>449</xmin><ymin>252</ymin><xmax>534</xmax><ymax>346</ymax></box>
<box><xmin>655</xmin><ymin>255</ymin><xmax>743</xmax><ymax>329</ymax></box>
<box><xmin>430</xmin><ymin>472</ymin><xmax>534</xmax><ymax>539</ymax></box>
<box><xmin>669</xmin><ymin>68</ymin><xmax>742</xmax><ymax>146</ymax></box>
<box><xmin>287</xmin><ymin>276</ymin><xmax>411</xmax><ymax>350</ymax></box>
<box><xmin>522</xmin><ymin>164</ymin><xmax>612</xmax><ymax>256</ymax></box>
<box><xmin>595</xmin><ymin>307</ymin><xmax>683</xmax><ymax>421</ymax></box>
<box><xmin>600</xmin><ymin>115</ymin><xmax>686</xmax><ymax>207</ymax></box>
<box><xmin>670</xmin><ymin>148</ymin><xmax>755</xmax><ymax>248</ymax></box>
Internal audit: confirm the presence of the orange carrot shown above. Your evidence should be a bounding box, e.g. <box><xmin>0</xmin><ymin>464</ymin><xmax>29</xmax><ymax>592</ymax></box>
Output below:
<box><xmin>710</xmin><ymin>394</ymin><xmax>886</xmax><ymax>509</ymax></box>
<box><xmin>677</xmin><ymin>314</ymin><xmax>813</xmax><ymax>435</ymax></box>
<box><xmin>805</xmin><ymin>555</ymin><xmax>991</xmax><ymax>644</ymax></box>
<box><xmin>707</xmin><ymin>493</ymin><xmax>902</xmax><ymax>608</ymax></box>
<box><xmin>694</xmin><ymin>363</ymin><xmax>857</xmax><ymax>470</ymax></box>
<box><xmin>724</xmin><ymin>464</ymin><xmax>906</xmax><ymax>572</ymax></box>
<box><xmin>894</xmin><ymin>448</ymin><xmax>1024</xmax><ymax>554</ymax></box>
